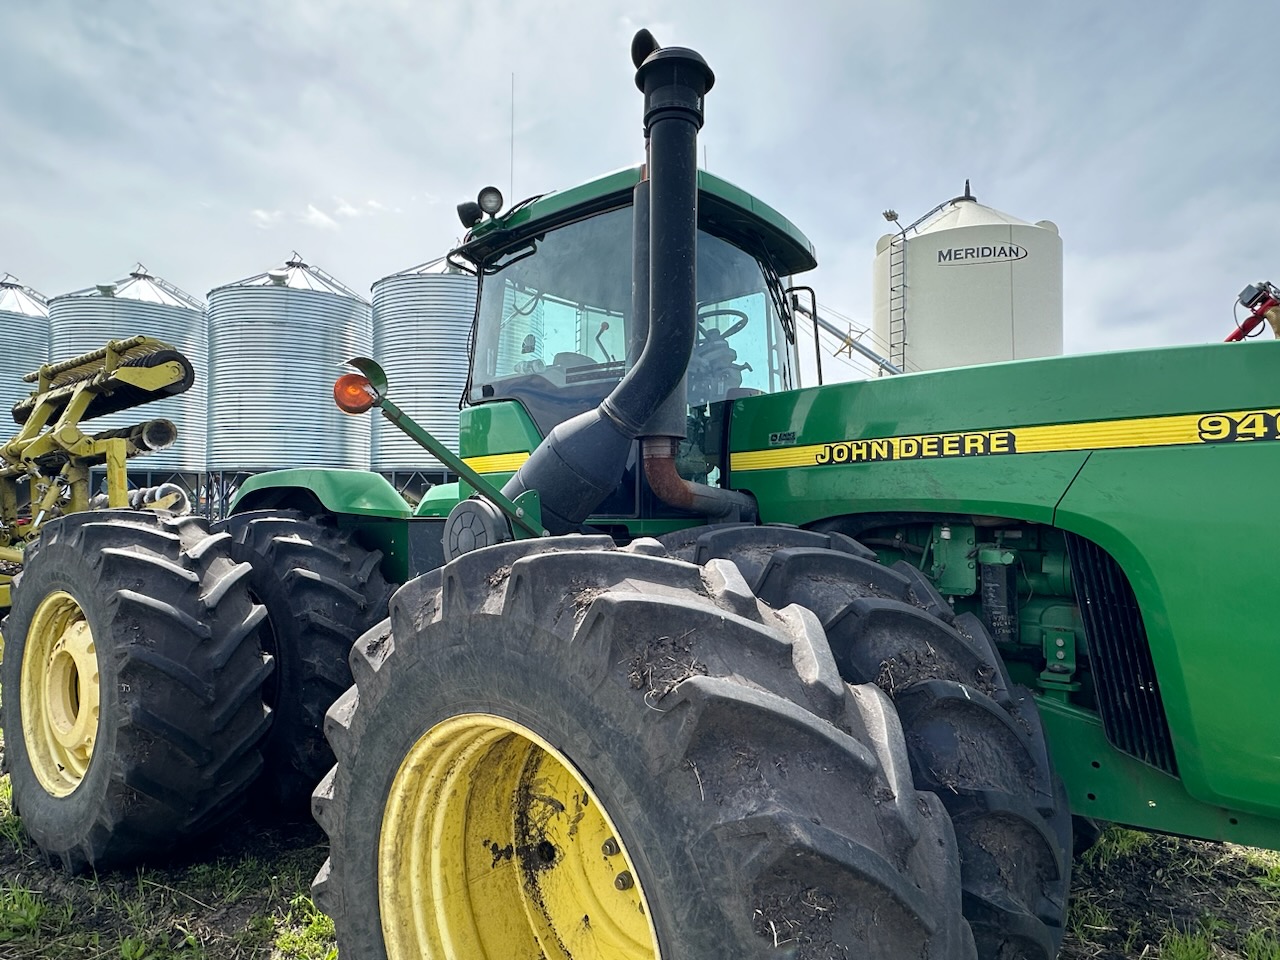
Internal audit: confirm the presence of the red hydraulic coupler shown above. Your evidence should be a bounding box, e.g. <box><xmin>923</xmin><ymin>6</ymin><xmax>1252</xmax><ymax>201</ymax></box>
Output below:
<box><xmin>1227</xmin><ymin>281</ymin><xmax>1280</xmax><ymax>341</ymax></box>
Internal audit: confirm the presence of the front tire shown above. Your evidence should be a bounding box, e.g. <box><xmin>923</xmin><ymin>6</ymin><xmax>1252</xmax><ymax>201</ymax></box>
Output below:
<box><xmin>0</xmin><ymin>512</ymin><xmax>272</xmax><ymax>872</ymax></box>
<box><xmin>661</xmin><ymin>525</ymin><xmax>1072</xmax><ymax>960</ymax></box>
<box><xmin>313</xmin><ymin>536</ymin><xmax>978</xmax><ymax>958</ymax></box>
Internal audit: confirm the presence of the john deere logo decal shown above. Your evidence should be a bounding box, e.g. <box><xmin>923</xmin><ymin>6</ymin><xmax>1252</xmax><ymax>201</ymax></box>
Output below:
<box><xmin>730</xmin><ymin>407</ymin><xmax>1280</xmax><ymax>473</ymax></box>
<box><xmin>815</xmin><ymin>430</ymin><xmax>1016</xmax><ymax>464</ymax></box>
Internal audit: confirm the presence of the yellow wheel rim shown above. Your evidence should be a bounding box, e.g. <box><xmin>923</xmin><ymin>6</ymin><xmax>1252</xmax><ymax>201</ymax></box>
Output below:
<box><xmin>379</xmin><ymin>713</ymin><xmax>661</xmax><ymax>960</ymax></box>
<box><xmin>20</xmin><ymin>591</ymin><xmax>101</xmax><ymax>797</ymax></box>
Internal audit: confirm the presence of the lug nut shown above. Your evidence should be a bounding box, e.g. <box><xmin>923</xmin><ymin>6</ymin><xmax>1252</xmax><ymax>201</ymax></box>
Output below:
<box><xmin>614</xmin><ymin>870</ymin><xmax>634</xmax><ymax>890</ymax></box>
<box><xmin>602</xmin><ymin>837</ymin><xmax>620</xmax><ymax>857</ymax></box>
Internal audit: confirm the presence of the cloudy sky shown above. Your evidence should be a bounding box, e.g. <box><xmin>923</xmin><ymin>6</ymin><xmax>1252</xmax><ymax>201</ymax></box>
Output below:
<box><xmin>2</xmin><ymin>0</ymin><xmax>1277</xmax><ymax>379</ymax></box>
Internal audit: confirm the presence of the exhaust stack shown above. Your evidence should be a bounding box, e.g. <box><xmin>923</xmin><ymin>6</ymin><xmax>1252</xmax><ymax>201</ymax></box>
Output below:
<box><xmin>500</xmin><ymin>32</ymin><xmax>715</xmax><ymax>535</ymax></box>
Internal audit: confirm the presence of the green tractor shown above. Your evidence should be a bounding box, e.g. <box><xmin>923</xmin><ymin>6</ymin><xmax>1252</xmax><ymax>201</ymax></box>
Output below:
<box><xmin>283</xmin><ymin>32</ymin><xmax>1278</xmax><ymax>957</ymax></box>
<box><xmin>264</xmin><ymin>31</ymin><xmax>1280</xmax><ymax>959</ymax></box>
<box><xmin>5</xmin><ymin>26</ymin><xmax>1280</xmax><ymax>959</ymax></box>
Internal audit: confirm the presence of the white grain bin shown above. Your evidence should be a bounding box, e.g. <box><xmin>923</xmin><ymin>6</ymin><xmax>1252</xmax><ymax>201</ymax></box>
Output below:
<box><xmin>0</xmin><ymin>275</ymin><xmax>49</xmax><ymax>419</ymax></box>
<box><xmin>48</xmin><ymin>265</ymin><xmax>207</xmax><ymax>471</ymax></box>
<box><xmin>872</xmin><ymin>184</ymin><xmax>1063</xmax><ymax>372</ymax></box>
<box><xmin>207</xmin><ymin>253</ymin><xmax>372</xmax><ymax>471</ymax></box>
<box><xmin>370</xmin><ymin>257</ymin><xmax>477</xmax><ymax>473</ymax></box>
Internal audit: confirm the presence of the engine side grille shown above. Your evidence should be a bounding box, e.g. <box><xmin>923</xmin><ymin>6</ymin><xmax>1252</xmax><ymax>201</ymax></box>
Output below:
<box><xmin>1065</xmin><ymin>533</ymin><xmax>1178</xmax><ymax>776</ymax></box>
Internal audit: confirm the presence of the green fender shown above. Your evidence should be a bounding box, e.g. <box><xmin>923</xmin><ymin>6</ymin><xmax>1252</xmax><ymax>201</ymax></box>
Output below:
<box><xmin>229</xmin><ymin>469</ymin><xmax>412</xmax><ymax>519</ymax></box>
<box><xmin>415</xmin><ymin>481</ymin><xmax>462</xmax><ymax>517</ymax></box>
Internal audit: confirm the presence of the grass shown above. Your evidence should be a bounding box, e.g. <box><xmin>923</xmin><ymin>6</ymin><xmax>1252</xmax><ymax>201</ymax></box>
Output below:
<box><xmin>0</xmin><ymin>779</ymin><xmax>23</xmax><ymax>853</ymax></box>
<box><xmin>1155</xmin><ymin>917</ymin><xmax>1280</xmax><ymax>960</ymax></box>
<box><xmin>273</xmin><ymin>893</ymin><xmax>337</xmax><ymax>960</ymax></box>
<box><xmin>0</xmin><ymin>882</ymin><xmax>49</xmax><ymax>943</ymax></box>
<box><xmin>0</xmin><ymin>826</ymin><xmax>334</xmax><ymax>957</ymax></box>
<box><xmin>1243</xmin><ymin>929</ymin><xmax>1280</xmax><ymax>960</ymax></box>
<box><xmin>1081</xmin><ymin>824</ymin><xmax>1154</xmax><ymax>866</ymax></box>
<box><xmin>5</xmin><ymin>690</ymin><xmax>1280</xmax><ymax>958</ymax></box>
<box><xmin>1160</xmin><ymin>928</ymin><xmax>1216</xmax><ymax>960</ymax></box>
<box><xmin>1067</xmin><ymin>895</ymin><xmax>1113</xmax><ymax>942</ymax></box>
<box><xmin>1240</xmin><ymin>847</ymin><xmax>1280</xmax><ymax>892</ymax></box>
<box><xmin>1061</xmin><ymin>826</ymin><xmax>1280</xmax><ymax>959</ymax></box>
<box><xmin>0</xmin><ymin>701</ymin><xmax>337</xmax><ymax>958</ymax></box>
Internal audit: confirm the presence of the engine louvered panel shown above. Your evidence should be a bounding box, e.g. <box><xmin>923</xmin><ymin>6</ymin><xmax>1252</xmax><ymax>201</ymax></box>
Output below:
<box><xmin>1066</xmin><ymin>533</ymin><xmax>1178</xmax><ymax>775</ymax></box>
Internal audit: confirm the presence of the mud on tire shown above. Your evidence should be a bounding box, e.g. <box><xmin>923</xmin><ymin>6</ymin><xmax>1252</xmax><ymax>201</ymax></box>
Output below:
<box><xmin>216</xmin><ymin>510</ymin><xmax>393</xmax><ymax>813</ymax></box>
<box><xmin>312</xmin><ymin>536</ymin><xmax>979</xmax><ymax>959</ymax></box>
<box><xmin>661</xmin><ymin>524</ymin><xmax>1072</xmax><ymax>960</ymax></box>
<box><xmin>0</xmin><ymin>511</ymin><xmax>272</xmax><ymax>872</ymax></box>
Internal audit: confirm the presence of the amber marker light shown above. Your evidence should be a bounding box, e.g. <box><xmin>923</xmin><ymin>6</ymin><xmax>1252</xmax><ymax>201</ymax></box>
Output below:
<box><xmin>334</xmin><ymin>373</ymin><xmax>377</xmax><ymax>414</ymax></box>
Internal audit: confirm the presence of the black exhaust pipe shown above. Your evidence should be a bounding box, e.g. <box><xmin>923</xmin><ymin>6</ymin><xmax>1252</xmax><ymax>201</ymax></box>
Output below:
<box><xmin>500</xmin><ymin>32</ymin><xmax>715</xmax><ymax>535</ymax></box>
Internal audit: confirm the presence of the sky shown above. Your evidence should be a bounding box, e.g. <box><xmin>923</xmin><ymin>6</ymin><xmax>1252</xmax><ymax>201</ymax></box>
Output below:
<box><xmin>2</xmin><ymin>0</ymin><xmax>1278</xmax><ymax>382</ymax></box>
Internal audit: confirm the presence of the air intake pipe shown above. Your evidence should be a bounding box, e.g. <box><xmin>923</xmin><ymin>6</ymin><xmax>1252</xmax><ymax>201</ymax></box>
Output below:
<box><xmin>500</xmin><ymin>31</ymin><xmax>717</xmax><ymax>535</ymax></box>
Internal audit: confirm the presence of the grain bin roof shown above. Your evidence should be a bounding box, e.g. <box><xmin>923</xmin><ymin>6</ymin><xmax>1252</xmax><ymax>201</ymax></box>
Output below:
<box><xmin>0</xmin><ymin>274</ymin><xmax>49</xmax><ymax>316</ymax></box>
<box><xmin>57</xmin><ymin>264</ymin><xmax>203</xmax><ymax>310</ymax></box>
<box><xmin>212</xmin><ymin>252</ymin><xmax>367</xmax><ymax>300</ymax></box>
<box><xmin>381</xmin><ymin>256</ymin><xmax>469</xmax><ymax>278</ymax></box>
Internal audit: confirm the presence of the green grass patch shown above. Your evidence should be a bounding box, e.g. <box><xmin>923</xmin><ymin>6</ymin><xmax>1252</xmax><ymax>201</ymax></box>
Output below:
<box><xmin>1067</xmin><ymin>895</ymin><xmax>1112</xmax><ymax>941</ymax></box>
<box><xmin>0</xmin><ymin>768</ymin><xmax>333</xmax><ymax>959</ymax></box>
<box><xmin>0</xmin><ymin>880</ymin><xmax>47</xmax><ymax>943</ymax></box>
<box><xmin>1159</xmin><ymin>928</ymin><xmax>1215</xmax><ymax>960</ymax></box>
<box><xmin>1082</xmin><ymin>825</ymin><xmax>1154</xmax><ymax>867</ymax></box>
<box><xmin>1238</xmin><ymin>847</ymin><xmax>1280</xmax><ymax>892</ymax></box>
<box><xmin>1245</xmin><ymin>928</ymin><xmax>1280</xmax><ymax>960</ymax></box>
<box><xmin>0</xmin><ymin>776</ymin><xmax>23</xmax><ymax>852</ymax></box>
<box><xmin>274</xmin><ymin>892</ymin><xmax>337</xmax><ymax>959</ymax></box>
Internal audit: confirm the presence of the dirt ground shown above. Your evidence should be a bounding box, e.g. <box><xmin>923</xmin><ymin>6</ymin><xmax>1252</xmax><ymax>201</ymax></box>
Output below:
<box><xmin>0</xmin><ymin>805</ymin><xmax>329</xmax><ymax>957</ymax></box>
<box><xmin>3</xmin><ymin>808</ymin><xmax>1279</xmax><ymax>957</ymax></box>
<box><xmin>2</xmin><ymin>717</ymin><xmax>1278</xmax><ymax>959</ymax></box>
<box><xmin>1061</xmin><ymin>830</ymin><xmax>1280</xmax><ymax>959</ymax></box>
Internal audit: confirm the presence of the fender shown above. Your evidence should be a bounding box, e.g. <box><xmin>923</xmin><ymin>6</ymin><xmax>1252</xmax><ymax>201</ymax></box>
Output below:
<box><xmin>229</xmin><ymin>468</ymin><xmax>411</xmax><ymax>519</ymax></box>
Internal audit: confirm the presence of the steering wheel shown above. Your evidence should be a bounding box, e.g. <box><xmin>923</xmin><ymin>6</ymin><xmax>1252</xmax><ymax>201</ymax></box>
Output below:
<box><xmin>696</xmin><ymin>308</ymin><xmax>750</xmax><ymax>341</ymax></box>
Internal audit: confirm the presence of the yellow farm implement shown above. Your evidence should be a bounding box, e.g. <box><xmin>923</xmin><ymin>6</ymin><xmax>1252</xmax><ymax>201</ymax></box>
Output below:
<box><xmin>0</xmin><ymin>336</ymin><xmax>194</xmax><ymax>612</ymax></box>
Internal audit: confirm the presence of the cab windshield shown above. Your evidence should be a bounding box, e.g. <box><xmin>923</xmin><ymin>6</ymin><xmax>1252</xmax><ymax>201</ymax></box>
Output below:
<box><xmin>468</xmin><ymin>204</ymin><xmax>795</xmax><ymax>407</ymax></box>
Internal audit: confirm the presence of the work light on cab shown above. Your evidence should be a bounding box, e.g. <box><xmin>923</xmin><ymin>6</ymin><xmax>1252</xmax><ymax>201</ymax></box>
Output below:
<box><xmin>333</xmin><ymin>373</ymin><xmax>377</xmax><ymax>414</ymax></box>
<box><xmin>478</xmin><ymin>186</ymin><xmax>504</xmax><ymax>216</ymax></box>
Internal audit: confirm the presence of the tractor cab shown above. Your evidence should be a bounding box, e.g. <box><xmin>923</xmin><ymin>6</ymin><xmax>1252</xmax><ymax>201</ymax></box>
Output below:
<box><xmin>451</xmin><ymin>167</ymin><xmax>818</xmax><ymax>443</ymax></box>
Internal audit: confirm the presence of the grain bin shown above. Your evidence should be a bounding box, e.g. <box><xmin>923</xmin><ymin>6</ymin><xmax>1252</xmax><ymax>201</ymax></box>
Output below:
<box><xmin>0</xmin><ymin>275</ymin><xmax>49</xmax><ymax>418</ymax></box>
<box><xmin>872</xmin><ymin>184</ymin><xmax>1063</xmax><ymax>373</ymax></box>
<box><xmin>371</xmin><ymin>257</ymin><xmax>476</xmax><ymax>474</ymax></box>
<box><xmin>207</xmin><ymin>253</ymin><xmax>372</xmax><ymax>471</ymax></box>
<box><xmin>48</xmin><ymin>265</ymin><xmax>206</xmax><ymax>471</ymax></box>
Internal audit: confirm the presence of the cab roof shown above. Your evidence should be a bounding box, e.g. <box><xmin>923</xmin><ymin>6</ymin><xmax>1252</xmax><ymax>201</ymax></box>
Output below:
<box><xmin>456</xmin><ymin>165</ymin><xmax>818</xmax><ymax>277</ymax></box>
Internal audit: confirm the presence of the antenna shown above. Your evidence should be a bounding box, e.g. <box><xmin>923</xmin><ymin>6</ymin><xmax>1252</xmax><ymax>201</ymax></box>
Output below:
<box><xmin>510</xmin><ymin>72</ymin><xmax>515</xmax><ymax>201</ymax></box>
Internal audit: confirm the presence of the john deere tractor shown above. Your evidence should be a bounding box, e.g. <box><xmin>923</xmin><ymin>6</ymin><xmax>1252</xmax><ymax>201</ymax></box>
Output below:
<box><xmin>6</xmin><ymin>27</ymin><xmax>1280</xmax><ymax>960</ymax></box>
<box><xmin>262</xmin><ymin>31</ymin><xmax>1278</xmax><ymax>959</ymax></box>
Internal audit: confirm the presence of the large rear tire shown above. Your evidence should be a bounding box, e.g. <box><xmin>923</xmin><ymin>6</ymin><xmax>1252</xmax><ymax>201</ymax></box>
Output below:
<box><xmin>0</xmin><ymin>511</ymin><xmax>272</xmax><ymax>872</ymax></box>
<box><xmin>312</xmin><ymin>536</ymin><xmax>978</xmax><ymax>958</ymax></box>
<box><xmin>216</xmin><ymin>510</ymin><xmax>393</xmax><ymax>812</ymax></box>
<box><xmin>661</xmin><ymin>525</ymin><xmax>1072</xmax><ymax>960</ymax></box>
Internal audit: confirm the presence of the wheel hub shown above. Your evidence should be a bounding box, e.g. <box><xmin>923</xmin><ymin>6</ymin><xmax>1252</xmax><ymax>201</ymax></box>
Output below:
<box><xmin>379</xmin><ymin>713</ymin><xmax>660</xmax><ymax>959</ymax></box>
<box><xmin>21</xmin><ymin>591</ymin><xmax>100</xmax><ymax>796</ymax></box>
